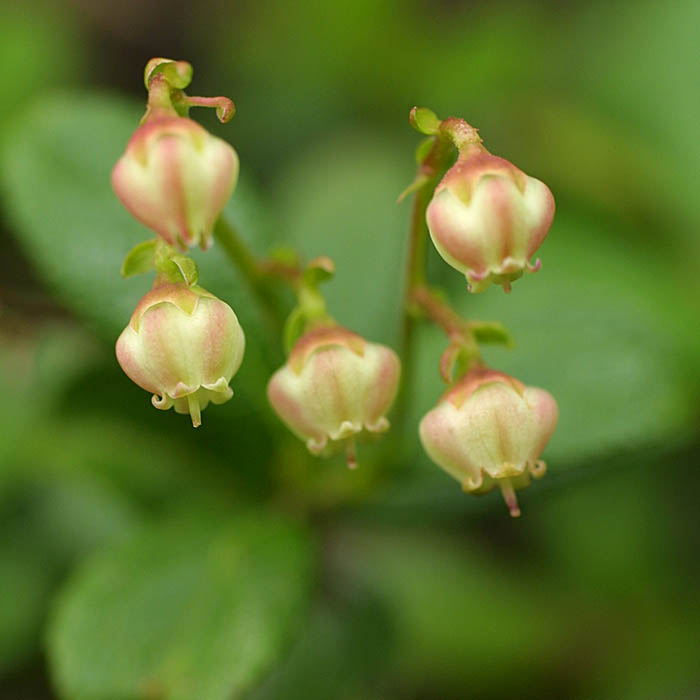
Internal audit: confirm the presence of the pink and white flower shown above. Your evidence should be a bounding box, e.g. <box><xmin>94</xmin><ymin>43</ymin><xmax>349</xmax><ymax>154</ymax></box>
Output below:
<box><xmin>116</xmin><ymin>281</ymin><xmax>245</xmax><ymax>426</ymax></box>
<box><xmin>267</xmin><ymin>326</ymin><xmax>400</xmax><ymax>467</ymax></box>
<box><xmin>112</xmin><ymin>117</ymin><xmax>238</xmax><ymax>250</ymax></box>
<box><xmin>419</xmin><ymin>368</ymin><xmax>558</xmax><ymax>517</ymax></box>
<box><xmin>426</xmin><ymin>145</ymin><xmax>554</xmax><ymax>293</ymax></box>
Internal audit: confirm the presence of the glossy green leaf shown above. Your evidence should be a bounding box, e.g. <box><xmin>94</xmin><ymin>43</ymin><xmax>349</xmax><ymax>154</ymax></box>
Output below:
<box><xmin>47</xmin><ymin>510</ymin><xmax>314</xmax><ymax>700</ymax></box>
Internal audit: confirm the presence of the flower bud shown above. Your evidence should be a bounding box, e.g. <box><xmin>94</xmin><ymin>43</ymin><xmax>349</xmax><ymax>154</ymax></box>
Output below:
<box><xmin>419</xmin><ymin>368</ymin><xmax>558</xmax><ymax>516</ymax></box>
<box><xmin>426</xmin><ymin>145</ymin><xmax>554</xmax><ymax>293</ymax></box>
<box><xmin>267</xmin><ymin>326</ymin><xmax>400</xmax><ymax>468</ymax></box>
<box><xmin>116</xmin><ymin>281</ymin><xmax>245</xmax><ymax>426</ymax></box>
<box><xmin>111</xmin><ymin>117</ymin><xmax>238</xmax><ymax>249</ymax></box>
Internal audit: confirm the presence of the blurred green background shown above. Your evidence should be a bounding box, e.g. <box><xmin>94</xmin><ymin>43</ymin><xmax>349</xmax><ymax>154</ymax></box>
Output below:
<box><xmin>0</xmin><ymin>0</ymin><xmax>698</xmax><ymax>698</ymax></box>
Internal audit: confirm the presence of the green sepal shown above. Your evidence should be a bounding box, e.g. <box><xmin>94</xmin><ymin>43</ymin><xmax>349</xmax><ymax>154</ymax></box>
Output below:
<box><xmin>166</xmin><ymin>255</ymin><xmax>199</xmax><ymax>287</ymax></box>
<box><xmin>282</xmin><ymin>257</ymin><xmax>336</xmax><ymax>353</ymax></box>
<box><xmin>144</xmin><ymin>58</ymin><xmax>193</xmax><ymax>90</ymax></box>
<box><xmin>120</xmin><ymin>239</ymin><xmax>158</xmax><ymax>278</ymax></box>
<box><xmin>469</xmin><ymin>321</ymin><xmax>515</xmax><ymax>348</ymax></box>
<box><xmin>409</xmin><ymin>106</ymin><xmax>441</xmax><ymax>136</ymax></box>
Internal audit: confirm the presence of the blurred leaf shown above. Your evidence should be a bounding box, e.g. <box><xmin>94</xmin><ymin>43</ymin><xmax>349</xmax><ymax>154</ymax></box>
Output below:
<box><xmin>0</xmin><ymin>323</ymin><xmax>99</xmax><ymax>473</ymax></box>
<box><xmin>0</xmin><ymin>471</ymin><xmax>141</xmax><ymax>676</ymax></box>
<box><xmin>274</xmin><ymin>132</ymin><xmax>408</xmax><ymax>346</ymax></box>
<box><xmin>0</xmin><ymin>541</ymin><xmax>54</xmax><ymax>675</ymax></box>
<box><xmin>249</xmin><ymin>593</ymin><xmax>393</xmax><ymax>700</ymax></box>
<box><xmin>47</xmin><ymin>510</ymin><xmax>314</xmax><ymax>700</ymax></box>
<box><xmin>0</xmin><ymin>2</ymin><xmax>85</xmax><ymax>131</ymax></box>
<box><xmin>331</xmin><ymin>524</ymin><xmax>567</xmax><ymax>693</ymax></box>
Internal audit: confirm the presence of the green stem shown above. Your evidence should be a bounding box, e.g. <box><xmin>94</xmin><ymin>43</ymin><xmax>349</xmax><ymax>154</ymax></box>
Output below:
<box><xmin>395</xmin><ymin>135</ymin><xmax>453</xmax><ymax>428</ymax></box>
<box><xmin>213</xmin><ymin>216</ymin><xmax>286</xmax><ymax>330</ymax></box>
<box><xmin>395</xmin><ymin>184</ymin><xmax>433</xmax><ymax>429</ymax></box>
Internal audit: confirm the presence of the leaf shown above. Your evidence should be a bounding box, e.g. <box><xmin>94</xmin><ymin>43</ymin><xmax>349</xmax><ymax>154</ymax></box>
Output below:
<box><xmin>469</xmin><ymin>320</ymin><xmax>514</xmax><ymax>347</ymax></box>
<box><xmin>249</xmin><ymin>594</ymin><xmax>393</xmax><ymax>700</ymax></box>
<box><xmin>0</xmin><ymin>467</ymin><xmax>141</xmax><ymax>676</ymax></box>
<box><xmin>332</xmin><ymin>524</ymin><xmax>567</xmax><ymax>692</ymax></box>
<box><xmin>0</xmin><ymin>540</ymin><xmax>54</xmax><ymax>675</ymax></box>
<box><xmin>409</xmin><ymin>106</ymin><xmax>441</xmax><ymax>136</ymax></box>
<box><xmin>47</xmin><ymin>510</ymin><xmax>314</xmax><ymax>700</ymax></box>
<box><xmin>0</xmin><ymin>3</ymin><xmax>85</xmax><ymax>131</ymax></box>
<box><xmin>121</xmin><ymin>239</ymin><xmax>157</xmax><ymax>278</ymax></box>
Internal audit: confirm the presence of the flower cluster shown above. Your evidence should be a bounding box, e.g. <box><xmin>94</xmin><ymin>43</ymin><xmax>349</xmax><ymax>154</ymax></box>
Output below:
<box><xmin>110</xmin><ymin>63</ymin><xmax>559</xmax><ymax>517</ymax></box>
<box><xmin>112</xmin><ymin>59</ymin><xmax>245</xmax><ymax>427</ymax></box>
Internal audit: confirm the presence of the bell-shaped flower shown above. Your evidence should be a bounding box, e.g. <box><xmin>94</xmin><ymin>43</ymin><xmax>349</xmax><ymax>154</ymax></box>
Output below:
<box><xmin>419</xmin><ymin>368</ymin><xmax>558</xmax><ymax>516</ymax></box>
<box><xmin>426</xmin><ymin>144</ymin><xmax>554</xmax><ymax>293</ymax></box>
<box><xmin>267</xmin><ymin>326</ymin><xmax>400</xmax><ymax>468</ymax></box>
<box><xmin>116</xmin><ymin>280</ymin><xmax>245</xmax><ymax>426</ymax></box>
<box><xmin>112</xmin><ymin>117</ymin><xmax>238</xmax><ymax>249</ymax></box>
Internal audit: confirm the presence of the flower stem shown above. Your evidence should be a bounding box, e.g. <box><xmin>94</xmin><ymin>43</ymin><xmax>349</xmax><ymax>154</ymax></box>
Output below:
<box><xmin>411</xmin><ymin>285</ymin><xmax>470</xmax><ymax>338</ymax></box>
<box><xmin>212</xmin><ymin>215</ymin><xmax>287</xmax><ymax>330</ymax></box>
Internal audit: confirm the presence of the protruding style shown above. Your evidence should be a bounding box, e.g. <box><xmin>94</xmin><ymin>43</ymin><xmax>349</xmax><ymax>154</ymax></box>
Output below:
<box><xmin>419</xmin><ymin>368</ymin><xmax>558</xmax><ymax>516</ymax></box>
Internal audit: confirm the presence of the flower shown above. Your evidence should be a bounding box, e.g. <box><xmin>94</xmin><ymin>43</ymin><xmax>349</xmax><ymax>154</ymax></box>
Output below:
<box><xmin>266</xmin><ymin>326</ymin><xmax>400</xmax><ymax>468</ymax></box>
<box><xmin>115</xmin><ymin>280</ymin><xmax>245</xmax><ymax>426</ymax></box>
<box><xmin>425</xmin><ymin>144</ymin><xmax>554</xmax><ymax>293</ymax></box>
<box><xmin>419</xmin><ymin>368</ymin><xmax>558</xmax><ymax>517</ymax></box>
<box><xmin>112</xmin><ymin>116</ymin><xmax>238</xmax><ymax>249</ymax></box>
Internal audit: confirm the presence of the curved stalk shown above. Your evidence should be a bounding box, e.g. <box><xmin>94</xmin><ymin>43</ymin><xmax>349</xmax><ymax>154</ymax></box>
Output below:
<box><xmin>212</xmin><ymin>216</ymin><xmax>288</xmax><ymax>330</ymax></box>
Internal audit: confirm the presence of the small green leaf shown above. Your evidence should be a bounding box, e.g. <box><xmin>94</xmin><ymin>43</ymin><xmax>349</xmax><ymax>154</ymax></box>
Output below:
<box><xmin>302</xmin><ymin>256</ymin><xmax>335</xmax><ymax>287</ymax></box>
<box><xmin>415</xmin><ymin>136</ymin><xmax>435</xmax><ymax>164</ymax></box>
<box><xmin>47</xmin><ymin>510</ymin><xmax>314</xmax><ymax>700</ymax></box>
<box><xmin>409</xmin><ymin>106</ymin><xmax>441</xmax><ymax>136</ymax></box>
<box><xmin>470</xmin><ymin>320</ymin><xmax>514</xmax><ymax>348</ymax></box>
<box><xmin>283</xmin><ymin>306</ymin><xmax>307</xmax><ymax>354</ymax></box>
<box><xmin>120</xmin><ymin>239</ymin><xmax>157</xmax><ymax>278</ymax></box>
